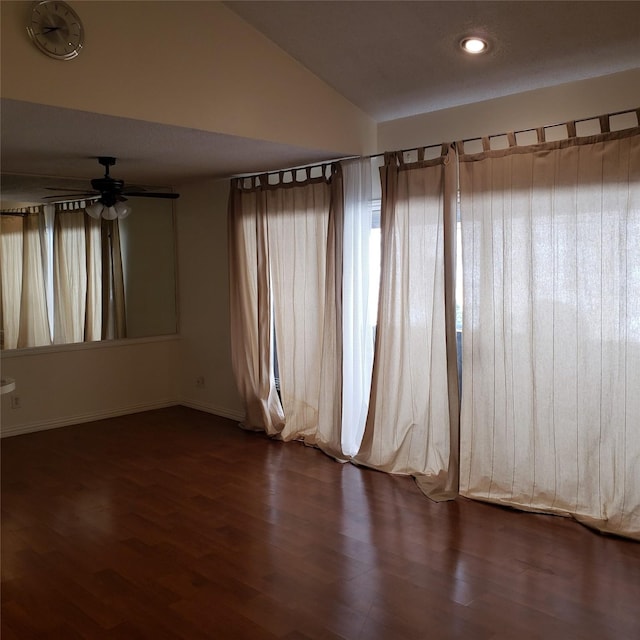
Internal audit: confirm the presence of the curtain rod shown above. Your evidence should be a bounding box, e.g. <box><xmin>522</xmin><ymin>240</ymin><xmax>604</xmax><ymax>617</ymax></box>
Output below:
<box><xmin>232</xmin><ymin>107</ymin><xmax>638</xmax><ymax>181</ymax></box>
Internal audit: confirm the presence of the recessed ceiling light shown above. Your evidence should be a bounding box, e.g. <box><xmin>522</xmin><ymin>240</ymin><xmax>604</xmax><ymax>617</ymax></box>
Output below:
<box><xmin>461</xmin><ymin>37</ymin><xmax>488</xmax><ymax>54</ymax></box>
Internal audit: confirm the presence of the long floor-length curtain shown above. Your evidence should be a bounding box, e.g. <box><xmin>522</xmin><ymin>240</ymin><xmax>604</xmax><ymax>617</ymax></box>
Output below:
<box><xmin>266</xmin><ymin>168</ymin><xmax>343</xmax><ymax>451</ymax></box>
<box><xmin>229</xmin><ymin>167</ymin><xmax>344</xmax><ymax>455</ymax></box>
<box><xmin>0</xmin><ymin>211</ymin><xmax>51</xmax><ymax>349</ymax></box>
<box><xmin>356</xmin><ymin>147</ymin><xmax>460</xmax><ymax>501</ymax></box>
<box><xmin>341</xmin><ymin>158</ymin><xmax>375</xmax><ymax>457</ymax></box>
<box><xmin>458</xmin><ymin>124</ymin><xmax>640</xmax><ymax>539</ymax></box>
<box><xmin>228</xmin><ymin>177</ymin><xmax>285</xmax><ymax>435</ymax></box>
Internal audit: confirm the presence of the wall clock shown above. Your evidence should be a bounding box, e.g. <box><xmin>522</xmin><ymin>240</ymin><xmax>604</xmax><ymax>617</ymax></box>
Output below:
<box><xmin>27</xmin><ymin>1</ymin><xmax>84</xmax><ymax>60</ymax></box>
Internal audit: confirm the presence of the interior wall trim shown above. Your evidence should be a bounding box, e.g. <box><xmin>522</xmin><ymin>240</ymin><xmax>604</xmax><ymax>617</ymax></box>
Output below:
<box><xmin>1</xmin><ymin>401</ymin><xmax>245</xmax><ymax>438</ymax></box>
<box><xmin>179</xmin><ymin>400</ymin><xmax>245</xmax><ymax>424</ymax></box>
<box><xmin>0</xmin><ymin>400</ymin><xmax>179</xmax><ymax>438</ymax></box>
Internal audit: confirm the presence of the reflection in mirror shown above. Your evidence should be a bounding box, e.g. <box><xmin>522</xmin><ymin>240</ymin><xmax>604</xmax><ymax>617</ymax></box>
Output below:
<box><xmin>0</xmin><ymin>175</ymin><xmax>178</xmax><ymax>350</ymax></box>
<box><xmin>119</xmin><ymin>197</ymin><xmax>177</xmax><ymax>339</ymax></box>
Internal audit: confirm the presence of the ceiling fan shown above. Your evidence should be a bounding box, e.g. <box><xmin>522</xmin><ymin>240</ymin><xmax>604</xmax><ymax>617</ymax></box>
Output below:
<box><xmin>43</xmin><ymin>156</ymin><xmax>179</xmax><ymax>219</ymax></box>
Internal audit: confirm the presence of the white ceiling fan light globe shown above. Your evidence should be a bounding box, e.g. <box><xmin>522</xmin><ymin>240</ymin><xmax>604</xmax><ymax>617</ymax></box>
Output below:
<box><xmin>86</xmin><ymin>201</ymin><xmax>104</xmax><ymax>219</ymax></box>
<box><xmin>103</xmin><ymin>206</ymin><xmax>118</xmax><ymax>220</ymax></box>
<box><xmin>114</xmin><ymin>202</ymin><xmax>132</xmax><ymax>219</ymax></box>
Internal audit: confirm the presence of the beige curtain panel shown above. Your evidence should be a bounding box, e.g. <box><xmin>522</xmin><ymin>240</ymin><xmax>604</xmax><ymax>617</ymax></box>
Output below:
<box><xmin>0</xmin><ymin>214</ymin><xmax>26</xmax><ymax>349</ymax></box>
<box><xmin>84</xmin><ymin>215</ymin><xmax>102</xmax><ymax>342</ymax></box>
<box><xmin>228</xmin><ymin>168</ymin><xmax>344</xmax><ymax>455</ymax></box>
<box><xmin>54</xmin><ymin>210</ymin><xmax>87</xmax><ymax>344</ymax></box>
<box><xmin>0</xmin><ymin>212</ymin><xmax>52</xmax><ymax>349</ymax></box>
<box><xmin>355</xmin><ymin>147</ymin><xmax>460</xmax><ymax>501</ymax></box>
<box><xmin>0</xmin><ymin>208</ymin><xmax>126</xmax><ymax>349</ymax></box>
<box><xmin>458</xmin><ymin>125</ymin><xmax>640</xmax><ymax>539</ymax></box>
<box><xmin>266</xmin><ymin>170</ymin><xmax>343</xmax><ymax>452</ymax></box>
<box><xmin>228</xmin><ymin>180</ymin><xmax>286</xmax><ymax>436</ymax></box>
<box><xmin>227</xmin><ymin>111</ymin><xmax>638</xmax><ymax>540</ymax></box>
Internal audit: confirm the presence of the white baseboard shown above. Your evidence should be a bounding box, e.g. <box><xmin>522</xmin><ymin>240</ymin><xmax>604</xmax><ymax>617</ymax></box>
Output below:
<box><xmin>1</xmin><ymin>400</ymin><xmax>245</xmax><ymax>438</ymax></box>
<box><xmin>180</xmin><ymin>400</ymin><xmax>245</xmax><ymax>423</ymax></box>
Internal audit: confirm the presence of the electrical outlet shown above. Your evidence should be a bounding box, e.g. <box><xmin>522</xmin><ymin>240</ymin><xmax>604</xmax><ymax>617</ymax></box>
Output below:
<box><xmin>10</xmin><ymin>396</ymin><xmax>21</xmax><ymax>410</ymax></box>
<box><xmin>196</xmin><ymin>376</ymin><xmax>205</xmax><ymax>388</ymax></box>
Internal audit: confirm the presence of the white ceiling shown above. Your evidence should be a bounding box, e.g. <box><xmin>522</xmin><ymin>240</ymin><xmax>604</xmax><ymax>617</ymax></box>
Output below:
<box><xmin>226</xmin><ymin>0</ymin><xmax>640</xmax><ymax>122</ymax></box>
<box><xmin>2</xmin><ymin>0</ymin><xmax>639</xmax><ymax>202</ymax></box>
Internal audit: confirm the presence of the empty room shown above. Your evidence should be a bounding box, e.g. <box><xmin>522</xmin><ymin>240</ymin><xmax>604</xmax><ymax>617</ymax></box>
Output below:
<box><xmin>1</xmin><ymin>1</ymin><xmax>639</xmax><ymax>638</ymax></box>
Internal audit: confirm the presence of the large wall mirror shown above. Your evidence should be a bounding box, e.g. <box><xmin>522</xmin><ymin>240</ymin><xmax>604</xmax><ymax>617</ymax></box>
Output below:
<box><xmin>119</xmin><ymin>196</ymin><xmax>177</xmax><ymax>339</ymax></box>
<box><xmin>0</xmin><ymin>174</ymin><xmax>178</xmax><ymax>350</ymax></box>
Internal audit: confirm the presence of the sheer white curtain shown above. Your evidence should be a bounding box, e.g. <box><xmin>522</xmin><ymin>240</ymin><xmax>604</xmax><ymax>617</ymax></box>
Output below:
<box><xmin>459</xmin><ymin>126</ymin><xmax>640</xmax><ymax>539</ymax></box>
<box><xmin>356</xmin><ymin>147</ymin><xmax>460</xmax><ymax>501</ymax></box>
<box><xmin>341</xmin><ymin>158</ymin><xmax>375</xmax><ymax>457</ymax></box>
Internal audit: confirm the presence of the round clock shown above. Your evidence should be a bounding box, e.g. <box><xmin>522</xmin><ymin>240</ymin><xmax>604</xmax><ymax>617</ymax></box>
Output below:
<box><xmin>27</xmin><ymin>0</ymin><xmax>84</xmax><ymax>60</ymax></box>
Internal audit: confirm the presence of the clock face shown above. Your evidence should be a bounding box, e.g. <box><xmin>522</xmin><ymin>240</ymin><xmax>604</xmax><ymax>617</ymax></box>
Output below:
<box><xmin>27</xmin><ymin>1</ymin><xmax>84</xmax><ymax>60</ymax></box>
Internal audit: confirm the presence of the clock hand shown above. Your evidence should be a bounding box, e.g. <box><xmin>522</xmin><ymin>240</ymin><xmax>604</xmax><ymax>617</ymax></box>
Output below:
<box><xmin>42</xmin><ymin>26</ymin><xmax>61</xmax><ymax>34</ymax></box>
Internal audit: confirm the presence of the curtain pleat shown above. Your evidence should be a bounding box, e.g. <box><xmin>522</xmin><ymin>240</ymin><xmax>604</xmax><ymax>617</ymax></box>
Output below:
<box><xmin>267</xmin><ymin>174</ymin><xmax>342</xmax><ymax>450</ymax></box>
<box><xmin>18</xmin><ymin>213</ymin><xmax>51</xmax><ymax>348</ymax></box>
<box><xmin>356</xmin><ymin>147</ymin><xmax>459</xmax><ymax>501</ymax></box>
<box><xmin>228</xmin><ymin>182</ymin><xmax>285</xmax><ymax>435</ymax></box>
<box><xmin>228</xmin><ymin>169</ymin><xmax>344</xmax><ymax>456</ymax></box>
<box><xmin>1</xmin><ymin>215</ymin><xmax>24</xmax><ymax>349</ymax></box>
<box><xmin>54</xmin><ymin>210</ymin><xmax>87</xmax><ymax>344</ymax></box>
<box><xmin>459</xmin><ymin>128</ymin><xmax>640</xmax><ymax>539</ymax></box>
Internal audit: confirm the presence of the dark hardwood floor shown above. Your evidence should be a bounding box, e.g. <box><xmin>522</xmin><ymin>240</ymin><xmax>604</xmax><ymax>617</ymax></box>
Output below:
<box><xmin>2</xmin><ymin>406</ymin><xmax>639</xmax><ymax>639</ymax></box>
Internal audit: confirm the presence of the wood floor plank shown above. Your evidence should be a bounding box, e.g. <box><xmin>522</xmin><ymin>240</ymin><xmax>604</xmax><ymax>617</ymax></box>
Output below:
<box><xmin>2</xmin><ymin>406</ymin><xmax>639</xmax><ymax>639</ymax></box>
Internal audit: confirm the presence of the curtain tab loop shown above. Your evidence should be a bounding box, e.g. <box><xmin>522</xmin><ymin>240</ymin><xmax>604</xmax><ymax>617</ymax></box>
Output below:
<box><xmin>507</xmin><ymin>132</ymin><xmax>517</xmax><ymax>147</ymax></box>
<box><xmin>599</xmin><ymin>115</ymin><xmax>611</xmax><ymax>133</ymax></box>
<box><xmin>566</xmin><ymin>121</ymin><xmax>577</xmax><ymax>138</ymax></box>
<box><xmin>417</xmin><ymin>147</ymin><xmax>425</xmax><ymax>162</ymax></box>
<box><xmin>455</xmin><ymin>140</ymin><xmax>465</xmax><ymax>154</ymax></box>
<box><xmin>536</xmin><ymin>127</ymin><xmax>546</xmax><ymax>143</ymax></box>
<box><xmin>482</xmin><ymin>137</ymin><xmax>491</xmax><ymax>152</ymax></box>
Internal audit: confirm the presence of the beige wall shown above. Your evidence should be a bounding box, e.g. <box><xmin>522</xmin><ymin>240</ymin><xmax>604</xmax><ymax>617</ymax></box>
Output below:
<box><xmin>379</xmin><ymin>69</ymin><xmax>640</xmax><ymax>152</ymax></box>
<box><xmin>175</xmin><ymin>178</ymin><xmax>243</xmax><ymax>421</ymax></box>
<box><xmin>0</xmin><ymin>1</ymin><xmax>375</xmax><ymax>156</ymax></box>
<box><xmin>1</xmin><ymin>338</ymin><xmax>179</xmax><ymax>436</ymax></box>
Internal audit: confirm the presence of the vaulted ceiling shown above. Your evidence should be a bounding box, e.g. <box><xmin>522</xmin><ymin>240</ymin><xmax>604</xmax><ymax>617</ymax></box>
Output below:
<box><xmin>2</xmin><ymin>1</ymin><xmax>639</xmax><ymax>201</ymax></box>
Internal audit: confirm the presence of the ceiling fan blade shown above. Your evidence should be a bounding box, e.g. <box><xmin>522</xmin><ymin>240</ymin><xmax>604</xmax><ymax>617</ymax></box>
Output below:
<box><xmin>42</xmin><ymin>193</ymin><xmax>97</xmax><ymax>199</ymax></box>
<box><xmin>44</xmin><ymin>187</ymin><xmax>96</xmax><ymax>193</ymax></box>
<box><xmin>124</xmin><ymin>192</ymin><xmax>180</xmax><ymax>199</ymax></box>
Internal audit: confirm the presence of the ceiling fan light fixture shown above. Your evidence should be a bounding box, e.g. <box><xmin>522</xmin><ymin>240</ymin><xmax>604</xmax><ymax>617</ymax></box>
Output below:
<box><xmin>115</xmin><ymin>202</ymin><xmax>132</xmax><ymax>219</ymax></box>
<box><xmin>103</xmin><ymin>206</ymin><xmax>119</xmax><ymax>221</ymax></box>
<box><xmin>461</xmin><ymin>37</ymin><xmax>488</xmax><ymax>54</ymax></box>
<box><xmin>86</xmin><ymin>201</ymin><xmax>104</xmax><ymax>219</ymax></box>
